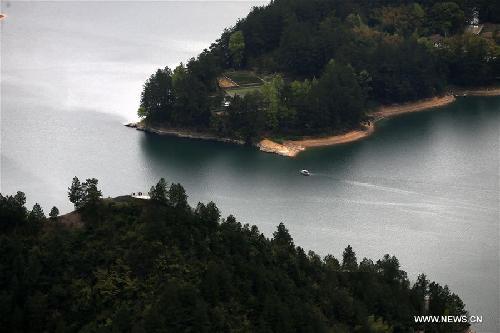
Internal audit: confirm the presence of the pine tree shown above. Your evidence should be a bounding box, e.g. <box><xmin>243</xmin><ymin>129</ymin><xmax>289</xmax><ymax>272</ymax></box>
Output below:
<box><xmin>14</xmin><ymin>191</ymin><xmax>26</xmax><ymax>206</ymax></box>
<box><xmin>342</xmin><ymin>245</ymin><xmax>358</xmax><ymax>271</ymax></box>
<box><xmin>149</xmin><ymin>178</ymin><xmax>168</xmax><ymax>203</ymax></box>
<box><xmin>273</xmin><ymin>222</ymin><xmax>294</xmax><ymax>247</ymax></box>
<box><xmin>29</xmin><ymin>203</ymin><xmax>45</xmax><ymax>221</ymax></box>
<box><xmin>49</xmin><ymin>206</ymin><xmax>59</xmax><ymax>220</ymax></box>
<box><xmin>82</xmin><ymin>178</ymin><xmax>102</xmax><ymax>207</ymax></box>
<box><xmin>168</xmin><ymin>183</ymin><xmax>188</xmax><ymax>208</ymax></box>
<box><xmin>68</xmin><ymin>177</ymin><xmax>84</xmax><ymax>210</ymax></box>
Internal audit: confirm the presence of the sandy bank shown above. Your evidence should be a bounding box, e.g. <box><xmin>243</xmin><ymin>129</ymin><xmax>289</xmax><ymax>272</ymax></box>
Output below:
<box><xmin>373</xmin><ymin>95</ymin><xmax>456</xmax><ymax>119</ymax></box>
<box><xmin>259</xmin><ymin>87</ymin><xmax>500</xmax><ymax>157</ymax></box>
<box><xmin>258</xmin><ymin>139</ymin><xmax>305</xmax><ymax>157</ymax></box>
<box><xmin>258</xmin><ymin>123</ymin><xmax>374</xmax><ymax>157</ymax></box>
<box><xmin>288</xmin><ymin>122</ymin><xmax>375</xmax><ymax>148</ymax></box>
<box><xmin>258</xmin><ymin>94</ymin><xmax>450</xmax><ymax>157</ymax></box>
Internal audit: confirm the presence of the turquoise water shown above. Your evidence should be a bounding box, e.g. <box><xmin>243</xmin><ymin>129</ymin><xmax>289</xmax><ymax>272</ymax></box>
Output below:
<box><xmin>1</xmin><ymin>2</ymin><xmax>499</xmax><ymax>332</ymax></box>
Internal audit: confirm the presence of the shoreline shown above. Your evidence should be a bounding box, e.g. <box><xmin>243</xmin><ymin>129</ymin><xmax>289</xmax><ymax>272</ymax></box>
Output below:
<box><xmin>259</xmin><ymin>88</ymin><xmax>500</xmax><ymax>157</ymax></box>
<box><xmin>127</xmin><ymin>122</ymin><xmax>246</xmax><ymax>145</ymax></box>
<box><xmin>258</xmin><ymin>122</ymin><xmax>375</xmax><ymax>157</ymax></box>
<box><xmin>452</xmin><ymin>86</ymin><xmax>500</xmax><ymax>96</ymax></box>
<box><xmin>372</xmin><ymin>95</ymin><xmax>456</xmax><ymax>119</ymax></box>
<box><xmin>126</xmin><ymin>87</ymin><xmax>499</xmax><ymax>157</ymax></box>
<box><xmin>258</xmin><ymin>95</ymin><xmax>455</xmax><ymax>157</ymax></box>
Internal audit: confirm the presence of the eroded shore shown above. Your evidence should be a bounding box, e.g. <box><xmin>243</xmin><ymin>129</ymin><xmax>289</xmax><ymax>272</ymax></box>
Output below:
<box><xmin>453</xmin><ymin>86</ymin><xmax>500</xmax><ymax>96</ymax></box>
<box><xmin>258</xmin><ymin>122</ymin><xmax>375</xmax><ymax>157</ymax></box>
<box><xmin>259</xmin><ymin>95</ymin><xmax>455</xmax><ymax>157</ymax></box>
<box><xmin>259</xmin><ymin>88</ymin><xmax>499</xmax><ymax>157</ymax></box>
<box><xmin>372</xmin><ymin>95</ymin><xmax>456</xmax><ymax>119</ymax></box>
<box><xmin>126</xmin><ymin>87</ymin><xmax>499</xmax><ymax>157</ymax></box>
<box><xmin>126</xmin><ymin>122</ymin><xmax>245</xmax><ymax>145</ymax></box>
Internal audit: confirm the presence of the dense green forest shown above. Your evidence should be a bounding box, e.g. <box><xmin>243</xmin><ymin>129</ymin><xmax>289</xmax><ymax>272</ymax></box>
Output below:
<box><xmin>1</xmin><ymin>178</ymin><xmax>470</xmax><ymax>332</ymax></box>
<box><xmin>137</xmin><ymin>0</ymin><xmax>499</xmax><ymax>142</ymax></box>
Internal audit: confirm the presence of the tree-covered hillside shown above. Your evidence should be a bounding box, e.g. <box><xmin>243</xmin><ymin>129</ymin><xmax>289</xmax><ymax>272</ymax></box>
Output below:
<box><xmin>0</xmin><ymin>178</ymin><xmax>469</xmax><ymax>332</ymax></box>
<box><xmin>137</xmin><ymin>0</ymin><xmax>499</xmax><ymax>142</ymax></box>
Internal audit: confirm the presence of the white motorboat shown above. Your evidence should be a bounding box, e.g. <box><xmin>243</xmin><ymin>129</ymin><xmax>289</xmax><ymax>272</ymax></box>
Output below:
<box><xmin>300</xmin><ymin>169</ymin><xmax>311</xmax><ymax>176</ymax></box>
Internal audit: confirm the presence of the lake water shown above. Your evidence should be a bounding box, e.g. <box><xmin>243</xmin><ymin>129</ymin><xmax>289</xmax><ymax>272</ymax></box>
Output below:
<box><xmin>1</xmin><ymin>2</ymin><xmax>499</xmax><ymax>332</ymax></box>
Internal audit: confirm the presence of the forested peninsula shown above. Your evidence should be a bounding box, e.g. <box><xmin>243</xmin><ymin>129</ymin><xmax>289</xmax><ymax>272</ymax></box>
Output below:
<box><xmin>128</xmin><ymin>0</ymin><xmax>500</xmax><ymax>156</ymax></box>
<box><xmin>1</xmin><ymin>179</ymin><xmax>470</xmax><ymax>332</ymax></box>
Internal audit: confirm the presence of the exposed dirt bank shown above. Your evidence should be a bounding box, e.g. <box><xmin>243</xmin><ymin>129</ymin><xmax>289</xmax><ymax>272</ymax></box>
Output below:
<box><xmin>372</xmin><ymin>95</ymin><xmax>456</xmax><ymax>119</ymax></box>
<box><xmin>259</xmin><ymin>88</ymin><xmax>499</xmax><ymax>157</ymax></box>
<box><xmin>258</xmin><ymin>139</ymin><xmax>305</xmax><ymax>157</ymax></box>
<box><xmin>259</xmin><ymin>95</ymin><xmax>451</xmax><ymax>157</ymax></box>
<box><xmin>258</xmin><ymin>123</ymin><xmax>375</xmax><ymax>157</ymax></box>
<box><xmin>127</xmin><ymin>87</ymin><xmax>499</xmax><ymax>157</ymax></box>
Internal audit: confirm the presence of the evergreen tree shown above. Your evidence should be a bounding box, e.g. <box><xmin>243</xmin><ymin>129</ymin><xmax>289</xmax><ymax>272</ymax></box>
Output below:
<box><xmin>0</xmin><ymin>185</ymin><xmax>470</xmax><ymax>333</ymax></box>
<box><xmin>0</xmin><ymin>192</ymin><xmax>27</xmax><ymax>231</ymax></box>
<box><xmin>228</xmin><ymin>30</ymin><xmax>245</xmax><ymax>68</ymax></box>
<box><xmin>29</xmin><ymin>203</ymin><xmax>45</xmax><ymax>221</ymax></box>
<box><xmin>149</xmin><ymin>178</ymin><xmax>168</xmax><ymax>203</ymax></box>
<box><xmin>342</xmin><ymin>244</ymin><xmax>358</xmax><ymax>271</ymax></box>
<box><xmin>412</xmin><ymin>273</ymin><xmax>430</xmax><ymax>315</ymax></box>
<box><xmin>429</xmin><ymin>2</ymin><xmax>465</xmax><ymax>36</ymax></box>
<box><xmin>272</xmin><ymin>222</ymin><xmax>294</xmax><ymax>247</ymax></box>
<box><xmin>377</xmin><ymin>254</ymin><xmax>406</xmax><ymax>283</ymax></box>
<box><xmin>81</xmin><ymin>178</ymin><xmax>102</xmax><ymax>208</ymax></box>
<box><xmin>324</xmin><ymin>254</ymin><xmax>340</xmax><ymax>270</ymax></box>
<box><xmin>139</xmin><ymin>67</ymin><xmax>175</xmax><ymax>122</ymax></box>
<box><xmin>359</xmin><ymin>257</ymin><xmax>376</xmax><ymax>273</ymax></box>
<box><xmin>49</xmin><ymin>206</ymin><xmax>59</xmax><ymax>220</ymax></box>
<box><xmin>68</xmin><ymin>177</ymin><xmax>84</xmax><ymax>210</ymax></box>
<box><xmin>312</xmin><ymin>60</ymin><xmax>365</xmax><ymax>129</ymax></box>
<box><xmin>136</xmin><ymin>0</ymin><xmax>498</xmax><ymax>142</ymax></box>
<box><xmin>168</xmin><ymin>183</ymin><xmax>188</xmax><ymax>209</ymax></box>
<box><xmin>14</xmin><ymin>191</ymin><xmax>26</xmax><ymax>206</ymax></box>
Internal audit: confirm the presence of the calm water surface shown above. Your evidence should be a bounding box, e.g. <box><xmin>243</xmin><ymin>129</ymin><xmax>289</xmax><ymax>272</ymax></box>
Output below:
<box><xmin>1</xmin><ymin>2</ymin><xmax>499</xmax><ymax>332</ymax></box>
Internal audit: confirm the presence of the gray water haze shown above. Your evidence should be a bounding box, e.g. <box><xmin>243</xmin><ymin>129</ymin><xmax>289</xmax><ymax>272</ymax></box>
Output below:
<box><xmin>1</xmin><ymin>2</ymin><xmax>499</xmax><ymax>332</ymax></box>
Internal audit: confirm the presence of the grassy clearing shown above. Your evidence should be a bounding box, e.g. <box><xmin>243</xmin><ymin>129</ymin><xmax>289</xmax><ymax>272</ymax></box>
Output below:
<box><xmin>225</xmin><ymin>86</ymin><xmax>262</xmax><ymax>97</ymax></box>
<box><xmin>225</xmin><ymin>71</ymin><xmax>263</xmax><ymax>85</ymax></box>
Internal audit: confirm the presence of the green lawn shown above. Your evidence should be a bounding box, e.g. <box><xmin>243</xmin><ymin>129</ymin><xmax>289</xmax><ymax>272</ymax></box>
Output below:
<box><xmin>225</xmin><ymin>86</ymin><xmax>262</xmax><ymax>97</ymax></box>
<box><xmin>225</xmin><ymin>71</ymin><xmax>263</xmax><ymax>85</ymax></box>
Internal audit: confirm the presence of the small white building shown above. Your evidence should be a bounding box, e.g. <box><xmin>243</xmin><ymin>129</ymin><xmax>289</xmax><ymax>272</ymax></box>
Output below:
<box><xmin>131</xmin><ymin>192</ymin><xmax>150</xmax><ymax>199</ymax></box>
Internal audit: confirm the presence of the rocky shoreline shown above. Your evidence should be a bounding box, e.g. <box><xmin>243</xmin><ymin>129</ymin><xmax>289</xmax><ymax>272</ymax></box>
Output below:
<box><xmin>257</xmin><ymin>139</ymin><xmax>305</xmax><ymax>157</ymax></box>
<box><xmin>126</xmin><ymin>87</ymin><xmax>500</xmax><ymax>158</ymax></box>
<box><xmin>126</xmin><ymin>122</ymin><xmax>245</xmax><ymax>145</ymax></box>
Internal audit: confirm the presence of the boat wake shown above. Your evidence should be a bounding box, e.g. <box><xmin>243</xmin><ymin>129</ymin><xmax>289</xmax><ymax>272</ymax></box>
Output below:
<box><xmin>344</xmin><ymin>180</ymin><xmax>418</xmax><ymax>195</ymax></box>
<box><xmin>307</xmin><ymin>173</ymin><xmax>492</xmax><ymax>212</ymax></box>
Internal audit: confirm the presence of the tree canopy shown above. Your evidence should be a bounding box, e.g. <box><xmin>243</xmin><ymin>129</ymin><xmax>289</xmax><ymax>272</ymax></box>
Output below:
<box><xmin>137</xmin><ymin>0</ymin><xmax>499</xmax><ymax>142</ymax></box>
<box><xmin>0</xmin><ymin>178</ymin><xmax>470</xmax><ymax>332</ymax></box>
